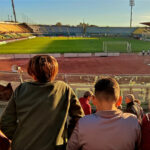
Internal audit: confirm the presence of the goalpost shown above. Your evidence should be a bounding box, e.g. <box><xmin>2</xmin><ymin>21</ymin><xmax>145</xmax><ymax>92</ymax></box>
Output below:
<box><xmin>142</xmin><ymin>33</ymin><xmax>150</xmax><ymax>41</ymax></box>
<box><xmin>103</xmin><ymin>41</ymin><xmax>132</xmax><ymax>53</ymax></box>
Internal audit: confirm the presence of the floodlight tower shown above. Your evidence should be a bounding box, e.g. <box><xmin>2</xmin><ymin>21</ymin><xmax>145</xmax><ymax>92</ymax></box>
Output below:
<box><xmin>129</xmin><ymin>0</ymin><xmax>135</xmax><ymax>27</ymax></box>
<box><xmin>11</xmin><ymin>0</ymin><xmax>17</xmax><ymax>22</ymax></box>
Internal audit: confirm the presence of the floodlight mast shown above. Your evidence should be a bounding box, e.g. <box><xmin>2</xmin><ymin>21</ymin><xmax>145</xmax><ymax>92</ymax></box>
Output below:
<box><xmin>129</xmin><ymin>0</ymin><xmax>135</xmax><ymax>27</ymax></box>
<box><xmin>11</xmin><ymin>0</ymin><xmax>17</xmax><ymax>22</ymax></box>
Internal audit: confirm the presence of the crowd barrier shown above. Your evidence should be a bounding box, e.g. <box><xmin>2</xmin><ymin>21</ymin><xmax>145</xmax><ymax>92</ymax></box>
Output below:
<box><xmin>0</xmin><ymin>72</ymin><xmax>150</xmax><ymax>112</ymax></box>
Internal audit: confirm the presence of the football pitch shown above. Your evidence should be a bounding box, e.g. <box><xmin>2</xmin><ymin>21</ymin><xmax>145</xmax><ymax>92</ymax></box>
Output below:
<box><xmin>0</xmin><ymin>37</ymin><xmax>150</xmax><ymax>54</ymax></box>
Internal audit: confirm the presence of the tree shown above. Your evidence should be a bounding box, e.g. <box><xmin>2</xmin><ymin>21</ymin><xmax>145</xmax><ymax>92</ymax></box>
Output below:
<box><xmin>56</xmin><ymin>22</ymin><xmax>62</xmax><ymax>26</ymax></box>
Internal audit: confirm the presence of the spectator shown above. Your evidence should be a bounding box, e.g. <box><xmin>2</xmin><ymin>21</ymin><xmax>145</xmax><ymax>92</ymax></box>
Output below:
<box><xmin>0</xmin><ymin>55</ymin><xmax>84</xmax><ymax>150</ymax></box>
<box><xmin>67</xmin><ymin>78</ymin><xmax>141</xmax><ymax>150</ymax></box>
<box><xmin>142</xmin><ymin>50</ymin><xmax>145</xmax><ymax>56</ymax></box>
<box><xmin>141</xmin><ymin>113</ymin><xmax>150</xmax><ymax>150</ymax></box>
<box><xmin>79</xmin><ymin>91</ymin><xmax>93</xmax><ymax>115</ymax></box>
<box><xmin>134</xmin><ymin>99</ymin><xmax>144</xmax><ymax>118</ymax></box>
<box><xmin>125</xmin><ymin>94</ymin><xmax>143</xmax><ymax>123</ymax></box>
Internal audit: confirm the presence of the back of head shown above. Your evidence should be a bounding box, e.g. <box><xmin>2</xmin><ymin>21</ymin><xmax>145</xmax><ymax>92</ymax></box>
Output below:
<box><xmin>27</xmin><ymin>55</ymin><xmax>58</xmax><ymax>83</ymax></box>
<box><xmin>84</xmin><ymin>91</ymin><xmax>93</xmax><ymax>98</ymax></box>
<box><xmin>95</xmin><ymin>77</ymin><xmax>120</xmax><ymax>102</ymax></box>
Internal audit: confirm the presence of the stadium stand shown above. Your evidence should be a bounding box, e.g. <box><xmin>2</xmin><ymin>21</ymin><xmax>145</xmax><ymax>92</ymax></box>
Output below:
<box><xmin>29</xmin><ymin>25</ymin><xmax>83</xmax><ymax>36</ymax></box>
<box><xmin>86</xmin><ymin>27</ymin><xmax>137</xmax><ymax>37</ymax></box>
<box><xmin>0</xmin><ymin>22</ymin><xmax>33</xmax><ymax>41</ymax></box>
<box><xmin>29</xmin><ymin>25</ymin><xmax>138</xmax><ymax>37</ymax></box>
<box><xmin>69</xmin><ymin>27</ymin><xmax>83</xmax><ymax>36</ymax></box>
<box><xmin>133</xmin><ymin>27</ymin><xmax>150</xmax><ymax>38</ymax></box>
<box><xmin>0</xmin><ymin>22</ymin><xmax>32</xmax><ymax>33</ymax></box>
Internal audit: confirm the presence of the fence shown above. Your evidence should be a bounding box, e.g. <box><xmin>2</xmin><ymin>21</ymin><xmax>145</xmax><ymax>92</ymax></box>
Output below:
<box><xmin>0</xmin><ymin>71</ymin><xmax>150</xmax><ymax>112</ymax></box>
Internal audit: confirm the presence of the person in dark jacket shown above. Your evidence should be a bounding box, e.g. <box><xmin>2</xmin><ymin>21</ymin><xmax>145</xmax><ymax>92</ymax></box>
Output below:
<box><xmin>125</xmin><ymin>94</ymin><xmax>143</xmax><ymax>123</ymax></box>
<box><xmin>141</xmin><ymin>113</ymin><xmax>150</xmax><ymax>150</ymax></box>
<box><xmin>79</xmin><ymin>91</ymin><xmax>93</xmax><ymax>115</ymax></box>
<box><xmin>0</xmin><ymin>55</ymin><xmax>84</xmax><ymax>150</ymax></box>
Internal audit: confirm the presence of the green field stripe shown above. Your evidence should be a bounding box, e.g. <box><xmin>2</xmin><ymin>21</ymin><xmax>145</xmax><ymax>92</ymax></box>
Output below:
<box><xmin>0</xmin><ymin>37</ymin><xmax>150</xmax><ymax>54</ymax></box>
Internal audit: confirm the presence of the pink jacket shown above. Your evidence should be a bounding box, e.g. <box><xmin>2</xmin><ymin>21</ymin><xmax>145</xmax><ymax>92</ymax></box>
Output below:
<box><xmin>67</xmin><ymin>110</ymin><xmax>141</xmax><ymax>150</ymax></box>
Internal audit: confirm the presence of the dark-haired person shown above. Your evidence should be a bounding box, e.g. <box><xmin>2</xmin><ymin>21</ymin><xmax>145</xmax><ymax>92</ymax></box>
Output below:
<box><xmin>0</xmin><ymin>55</ymin><xmax>84</xmax><ymax>150</ymax></box>
<box><xmin>79</xmin><ymin>91</ymin><xmax>93</xmax><ymax>115</ymax></box>
<box><xmin>67</xmin><ymin>78</ymin><xmax>141</xmax><ymax>150</ymax></box>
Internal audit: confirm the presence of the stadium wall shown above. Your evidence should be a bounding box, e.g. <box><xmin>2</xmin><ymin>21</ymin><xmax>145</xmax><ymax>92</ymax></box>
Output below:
<box><xmin>0</xmin><ymin>53</ymin><xmax>121</xmax><ymax>59</ymax></box>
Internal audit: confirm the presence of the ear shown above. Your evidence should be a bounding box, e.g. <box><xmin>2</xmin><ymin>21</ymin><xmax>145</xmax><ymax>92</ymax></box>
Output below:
<box><xmin>116</xmin><ymin>96</ymin><xmax>122</xmax><ymax>107</ymax></box>
<box><xmin>32</xmin><ymin>75</ymin><xmax>37</xmax><ymax>81</ymax></box>
<box><xmin>92</xmin><ymin>96</ymin><xmax>97</xmax><ymax>106</ymax></box>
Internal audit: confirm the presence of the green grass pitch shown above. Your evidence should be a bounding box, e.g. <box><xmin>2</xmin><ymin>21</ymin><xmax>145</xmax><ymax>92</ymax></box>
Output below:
<box><xmin>0</xmin><ymin>37</ymin><xmax>150</xmax><ymax>54</ymax></box>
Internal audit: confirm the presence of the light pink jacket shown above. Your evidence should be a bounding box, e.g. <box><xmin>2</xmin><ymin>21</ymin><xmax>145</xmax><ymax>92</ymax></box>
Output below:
<box><xmin>67</xmin><ymin>110</ymin><xmax>141</xmax><ymax>150</ymax></box>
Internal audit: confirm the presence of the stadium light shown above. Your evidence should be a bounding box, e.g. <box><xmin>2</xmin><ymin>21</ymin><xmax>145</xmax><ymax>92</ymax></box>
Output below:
<box><xmin>129</xmin><ymin>0</ymin><xmax>135</xmax><ymax>27</ymax></box>
<box><xmin>11</xmin><ymin>0</ymin><xmax>17</xmax><ymax>22</ymax></box>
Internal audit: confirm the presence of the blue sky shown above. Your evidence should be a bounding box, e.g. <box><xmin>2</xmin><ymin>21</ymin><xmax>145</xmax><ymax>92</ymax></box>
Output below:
<box><xmin>0</xmin><ymin>0</ymin><xmax>150</xmax><ymax>26</ymax></box>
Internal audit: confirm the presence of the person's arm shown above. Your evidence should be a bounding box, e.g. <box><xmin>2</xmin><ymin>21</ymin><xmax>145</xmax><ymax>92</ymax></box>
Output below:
<box><xmin>68</xmin><ymin>87</ymin><xmax>84</xmax><ymax>138</ymax></box>
<box><xmin>0</xmin><ymin>93</ymin><xmax>17</xmax><ymax>140</ymax></box>
<box><xmin>86</xmin><ymin>104</ymin><xmax>92</xmax><ymax>115</ymax></box>
<box><xmin>67</xmin><ymin>122</ymin><xmax>81</xmax><ymax>150</ymax></box>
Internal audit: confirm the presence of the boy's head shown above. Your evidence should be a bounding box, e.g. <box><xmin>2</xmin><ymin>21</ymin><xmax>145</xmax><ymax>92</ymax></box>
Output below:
<box><xmin>27</xmin><ymin>55</ymin><xmax>58</xmax><ymax>83</ymax></box>
<box><xmin>83</xmin><ymin>91</ymin><xmax>93</xmax><ymax>101</ymax></box>
<box><xmin>93</xmin><ymin>78</ymin><xmax>121</xmax><ymax>110</ymax></box>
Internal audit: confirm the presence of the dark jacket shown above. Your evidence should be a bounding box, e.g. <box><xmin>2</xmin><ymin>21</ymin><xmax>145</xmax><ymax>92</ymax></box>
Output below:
<box><xmin>0</xmin><ymin>81</ymin><xmax>84</xmax><ymax>150</ymax></box>
<box><xmin>125</xmin><ymin>101</ymin><xmax>143</xmax><ymax>123</ymax></box>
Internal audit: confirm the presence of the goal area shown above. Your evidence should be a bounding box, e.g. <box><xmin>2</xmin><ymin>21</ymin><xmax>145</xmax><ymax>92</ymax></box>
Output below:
<box><xmin>103</xmin><ymin>41</ymin><xmax>132</xmax><ymax>53</ymax></box>
<box><xmin>142</xmin><ymin>33</ymin><xmax>150</xmax><ymax>41</ymax></box>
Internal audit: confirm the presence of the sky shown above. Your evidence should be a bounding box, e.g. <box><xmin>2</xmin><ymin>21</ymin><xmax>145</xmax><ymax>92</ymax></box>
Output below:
<box><xmin>0</xmin><ymin>0</ymin><xmax>150</xmax><ymax>27</ymax></box>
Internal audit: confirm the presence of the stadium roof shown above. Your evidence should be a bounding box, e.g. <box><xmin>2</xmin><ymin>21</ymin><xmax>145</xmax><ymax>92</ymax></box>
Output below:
<box><xmin>140</xmin><ymin>22</ymin><xmax>150</xmax><ymax>26</ymax></box>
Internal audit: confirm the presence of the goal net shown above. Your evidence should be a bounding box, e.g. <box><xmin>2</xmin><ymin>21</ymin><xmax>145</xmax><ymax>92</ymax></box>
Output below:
<box><xmin>142</xmin><ymin>33</ymin><xmax>150</xmax><ymax>41</ymax></box>
<box><xmin>103</xmin><ymin>41</ymin><xmax>132</xmax><ymax>53</ymax></box>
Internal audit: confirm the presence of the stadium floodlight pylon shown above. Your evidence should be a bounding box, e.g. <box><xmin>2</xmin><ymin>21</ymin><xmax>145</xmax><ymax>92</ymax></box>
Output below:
<box><xmin>129</xmin><ymin>0</ymin><xmax>135</xmax><ymax>28</ymax></box>
<box><xmin>103</xmin><ymin>41</ymin><xmax>132</xmax><ymax>53</ymax></box>
<box><xmin>11</xmin><ymin>0</ymin><xmax>17</xmax><ymax>22</ymax></box>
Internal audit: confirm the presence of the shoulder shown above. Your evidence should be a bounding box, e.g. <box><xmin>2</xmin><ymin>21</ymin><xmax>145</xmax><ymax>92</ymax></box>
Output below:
<box><xmin>12</xmin><ymin>82</ymin><xmax>31</xmax><ymax>98</ymax></box>
<box><xmin>79</xmin><ymin>97</ymin><xmax>84</xmax><ymax>102</ymax></box>
<box><xmin>122</xmin><ymin>112</ymin><xmax>137</xmax><ymax>120</ymax></box>
<box><xmin>142</xmin><ymin>113</ymin><xmax>150</xmax><ymax>124</ymax></box>
<box><xmin>15</xmin><ymin>82</ymin><xmax>29</xmax><ymax>91</ymax></box>
<box><xmin>78</xmin><ymin>114</ymin><xmax>97</xmax><ymax>125</ymax></box>
<box><xmin>121</xmin><ymin>112</ymin><xmax>140</xmax><ymax>127</ymax></box>
<box><xmin>54</xmin><ymin>80</ymin><xmax>68</xmax><ymax>86</ymax></box>
<box><xmin>53</xmin><ymin>80</ymin><xmax>70</xmax><ymax>89</ymax></box>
